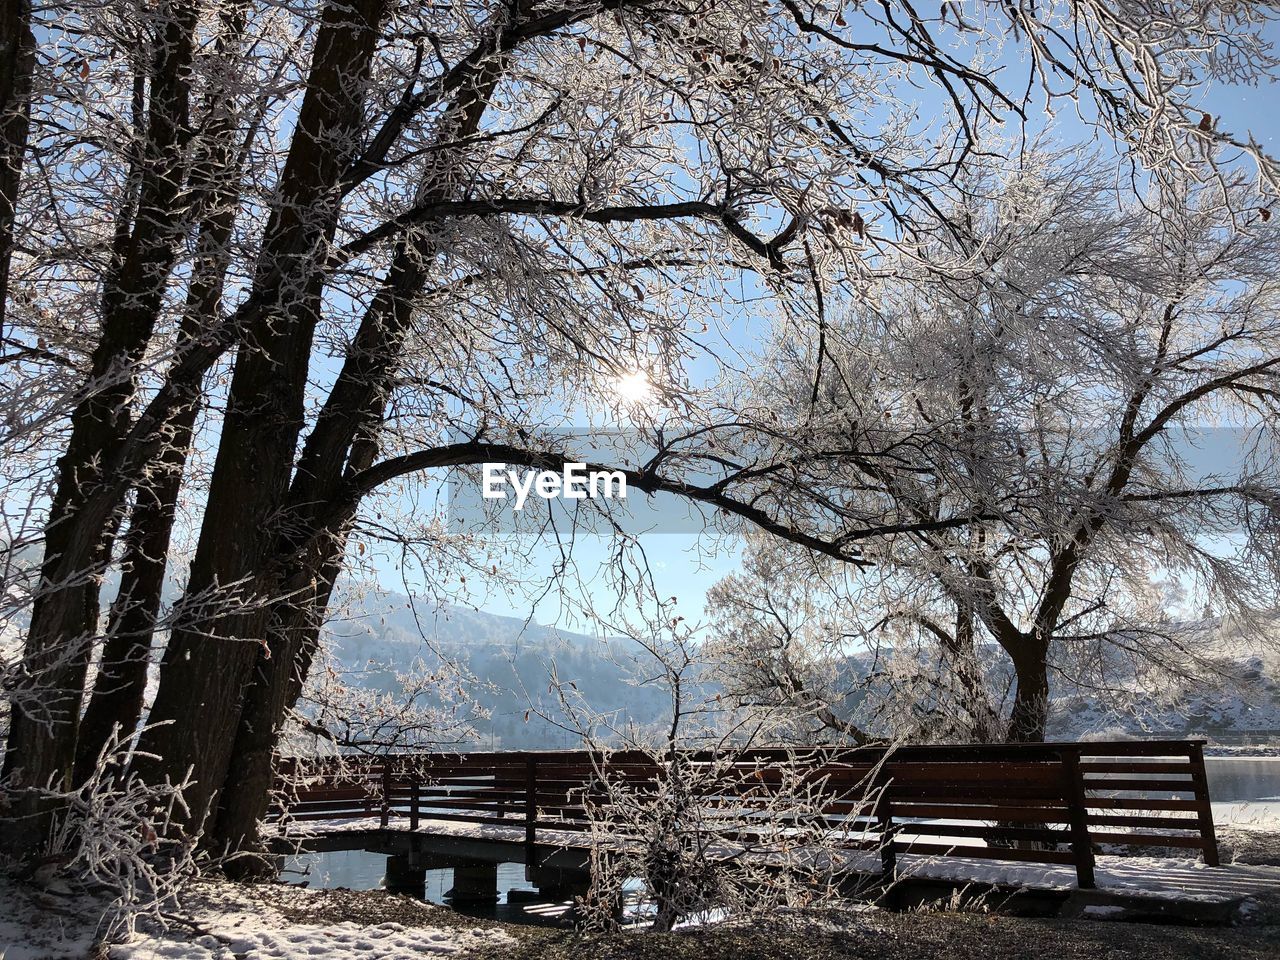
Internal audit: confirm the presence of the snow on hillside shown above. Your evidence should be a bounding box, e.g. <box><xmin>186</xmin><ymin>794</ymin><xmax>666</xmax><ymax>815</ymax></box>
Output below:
<box><xmin>322</xmin><ymin>597</ymin><xmax>1280</xmax><ymax>749</ymax></box>
<box><xmin>1052</xmin><ymin>653</ymin><xmax>1280</xmax><ymax>741</ymax></box>
<box><xmin>317</xmin><ymin>593</ymin><xmax>675</xmax><ymax>749</ymax></box>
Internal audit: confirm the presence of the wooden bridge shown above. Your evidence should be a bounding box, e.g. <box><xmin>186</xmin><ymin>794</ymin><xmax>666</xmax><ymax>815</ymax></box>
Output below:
<box><xmin>272</xmin><ymin>739</ymin><xmax>1230</xmax><ymax>906</ymax></box>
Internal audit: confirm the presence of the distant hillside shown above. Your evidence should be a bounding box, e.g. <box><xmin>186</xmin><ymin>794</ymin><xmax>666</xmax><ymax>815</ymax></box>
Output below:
<box><xmin>320</xmin><ymin>594</ymin><xmax>675</xmax><ymax>749</ymax></box>
<box><xmin>1052</xmin><ymin>655</ymin><xmax>1280</xmax><ymax>741</ymax></box>
<box><xmin>322</xmin><ymin>595</ymin><xmax>1280</xmax><ymax>749</ymax></box>
<box><xmin>1045</xmin><ymin>617</ymin><xmax>1280</xmax><ymax>741</ymax></box>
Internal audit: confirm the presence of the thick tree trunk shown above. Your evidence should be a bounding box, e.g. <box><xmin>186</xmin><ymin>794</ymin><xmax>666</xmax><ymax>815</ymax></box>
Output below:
<box><xmin>962</xmin><ymin>590</ymin><xmax>1038</xmax><ymax>743</ymax></box>
<box><xmin>1</xmin><ymin>2</ymin><xmax>198</xmax><ymax>855</ymax></box>
<box><xmin>134</xmin><ymin>0</ymin><xmax>388</xmax><ymax>838</ymax></box>
<box><xmin>0</xmin><ymin>0</ymin><xmax>34</xmax><ymax>336</ymax></box>
<box><xmin>1006</xmin><ymin>645</ymin><xmax>1050</xmax><ymax>743</ymax></box>
<box><xmin>210</xmin><ymin>237</ymin><xmax>429</xmax><ymax>865</ymax></box>
<box><xmin>215</xmin><ymin>551</ymin><xmax>344</xmax><ymax>875</ymax></box>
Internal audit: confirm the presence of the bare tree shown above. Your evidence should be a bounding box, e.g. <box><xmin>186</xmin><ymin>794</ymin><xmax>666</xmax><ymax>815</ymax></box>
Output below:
<box><xmin>706</xmin><ymin>529</ymin><xmax>1008</xmax><ymax>744</ymax></box>
<box><xmin>711</xmin><ymin>152</ymin><xmax>1280</xmax><ymax>743</ymax></box>
<box><xmin>23</xmin><ymin>724</ymin><xmax>200</xmax><ymax>941</ymax></box>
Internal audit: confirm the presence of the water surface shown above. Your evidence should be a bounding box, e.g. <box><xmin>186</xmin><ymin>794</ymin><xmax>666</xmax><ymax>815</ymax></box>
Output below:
<box><xmin>281</xmin><ymin>850</ymin><xmax>566</xmax><ymax>925</ymax></box>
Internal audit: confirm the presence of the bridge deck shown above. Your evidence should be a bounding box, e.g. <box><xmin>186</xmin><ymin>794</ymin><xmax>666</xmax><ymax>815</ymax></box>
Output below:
<box><xmin>272</xmin><ymin>814</ymin><xmax>1280</xmax><ymax>920</ymax></box>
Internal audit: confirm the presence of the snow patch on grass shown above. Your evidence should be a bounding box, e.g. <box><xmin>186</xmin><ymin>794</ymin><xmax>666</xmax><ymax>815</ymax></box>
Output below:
<box><xmin>113</xmin><ymin>917</ymin><xmax>509</xmax><ymax>960</ymax></box>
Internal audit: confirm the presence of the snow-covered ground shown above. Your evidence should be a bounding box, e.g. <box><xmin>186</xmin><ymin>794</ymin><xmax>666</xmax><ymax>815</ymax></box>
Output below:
<box><xmin>0</xmin><ymin>883</ymin><xmax>97</xmax><ymax>960</ymax></box>
<box><xmin>0</xmin><ymin>878</ymin><xmax>513</xmax><ymax>960</ymax></box>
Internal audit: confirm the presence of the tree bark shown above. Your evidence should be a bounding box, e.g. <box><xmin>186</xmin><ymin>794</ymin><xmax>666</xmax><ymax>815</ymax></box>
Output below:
<box><xmin>215</xmin><ymin>547</ymin><xmax>346</xmax><ymax>874</ymax></box>
<box><xmin>211</xmin><ymin>233</ymin><xmax>435</xmax><ymax>864</ymax></box>
<box><xmin>1006</xmin><ymin>643</ymin><xmax>1050</xmax><ymax>743</ymax></box>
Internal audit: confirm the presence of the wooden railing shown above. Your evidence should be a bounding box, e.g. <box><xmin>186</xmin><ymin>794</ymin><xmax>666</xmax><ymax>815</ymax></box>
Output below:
<box><xmin>271</xmin><ymin>739</ymin><xmax>1220</xmax><ymax>889</ymax></box>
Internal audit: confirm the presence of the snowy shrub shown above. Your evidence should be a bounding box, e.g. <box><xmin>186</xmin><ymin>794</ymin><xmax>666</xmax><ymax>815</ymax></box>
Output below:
<box><xmin>31</xmin><ymin>725</ymin><xmax>200</xmax><ymax>941</ymax></box>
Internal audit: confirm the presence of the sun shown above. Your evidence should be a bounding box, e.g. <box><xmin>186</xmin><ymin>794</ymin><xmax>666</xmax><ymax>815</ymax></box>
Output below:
<box><xmin>615</xmin><ymin>370</ymin><xmax>652</xmax><ymax>404</ymax></box>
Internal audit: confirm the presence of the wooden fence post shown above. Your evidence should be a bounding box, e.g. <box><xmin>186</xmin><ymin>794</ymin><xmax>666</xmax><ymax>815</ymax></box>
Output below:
<box><xmin>410</xmin><ymin>776</ymin><xmax>420</xmax><ymax>831</ymax></box>
<box><xmin>878</xmin><ymin>794</ymin><xmax>896</xmax><ymax>881</ymax></box>
<box><xmin>380</xmin><ymin>760</ymin><xmax>391</xmax><ymax>829</ymax></box>
<box><xmin>1062</xmin><ymin>748</ymin><xmax>1096</xmax><ymax>889</ymax></box>
<box><xmin>1188</xmin><ymin>742</ymin><xmax>1220</xmax><ymax>867</ymax></box>
<box><xmin>525</xmin><ymin>755</ymin><xmax>539</xmax><ymax>869</ymax></box>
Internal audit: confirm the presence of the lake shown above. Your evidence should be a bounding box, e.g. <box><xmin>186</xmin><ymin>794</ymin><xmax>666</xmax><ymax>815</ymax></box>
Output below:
<box><xmin>1205</xmin><ymin>756</ymin><xmax>1280</xmax><ymax>802</ymax></box>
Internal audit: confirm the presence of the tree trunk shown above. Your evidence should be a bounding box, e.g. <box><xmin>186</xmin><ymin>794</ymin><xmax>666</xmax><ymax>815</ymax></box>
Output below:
<box><xmin>134</xmin><ymin>0</ymin><xmax>388</xmax><ymax>838</ymax></box>
<box><xmin>210</xmin><ymin>235</ymin><xmax>430</xmax><ymax>865</ymax></box>
<box><xmin>73</xmin><ymin>8</ymin><xmax>250</xmax><ymax>784</ymax></box>
<box><xmin>1</xmin><ymin>1</ymin><xmax>198</xmax><ymax>855</ymax></box>
<box><xmin>215</xmin><ymin>550</ymin><xmax>344</xmax><ymax>876</ymax></box>
<box><xmin>0</xmin><ymin>0</ymin><xmax>34</xmax><ymax>336</ymax></box>
<box><xmin>1006</xmin><ymin>645</ymin><xmax>1050</xmax><ymax>743</ymax></box>
<box><xmin>70</xmin><ymin>379</ymin><xmax>201</xmax><ymax>785</ymax></box>
<box><xmin>208</xmin><ymin>62</ymin><xmax>503</xmax><ymax>862</ymax></box>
